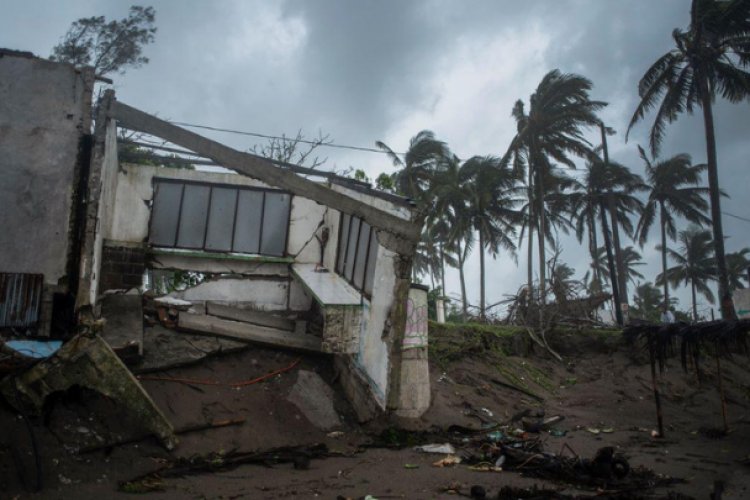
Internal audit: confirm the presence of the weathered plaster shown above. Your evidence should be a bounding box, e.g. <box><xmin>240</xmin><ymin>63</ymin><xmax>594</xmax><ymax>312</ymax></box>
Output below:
<box><xmin>0</xmin><ymin>54</ymin><xmax>92</xmax><ymax>285</ymax></box>
<box><xmin>168</xmin><ymin>277</ymin><xmax>292</xmax><ymax>311</ymax></box>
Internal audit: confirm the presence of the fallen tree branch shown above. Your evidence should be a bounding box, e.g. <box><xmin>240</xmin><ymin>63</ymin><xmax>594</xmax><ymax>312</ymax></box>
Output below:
<box><xmin>79</xmin><ymin>418</ymin><xmax>246</xmax><ymax>454</ymax></box>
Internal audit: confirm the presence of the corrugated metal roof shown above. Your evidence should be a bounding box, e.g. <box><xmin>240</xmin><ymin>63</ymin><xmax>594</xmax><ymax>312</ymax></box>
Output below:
<box><xmin>0</xmin><ymin>273</ymin><xmax>43</xmax><ymax>328</ymax></box>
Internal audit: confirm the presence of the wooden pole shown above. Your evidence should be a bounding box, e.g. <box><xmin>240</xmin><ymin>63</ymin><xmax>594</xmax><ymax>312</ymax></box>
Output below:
<box><xmin>648</xmin><ymin>334</ymin><xmax>665</xmax><ymax>437</ymax></box>
<box><xmin>715</xmin><ymin>341</ymin><xmax>729</xmax><ymax>433</ymax></box>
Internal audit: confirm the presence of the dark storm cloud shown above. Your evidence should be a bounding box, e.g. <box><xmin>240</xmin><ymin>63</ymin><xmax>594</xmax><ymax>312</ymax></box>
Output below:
<box><xmin>2</xmin><ymin>0</ymin><xmax>747</xmax><ymax>313</ymax></box>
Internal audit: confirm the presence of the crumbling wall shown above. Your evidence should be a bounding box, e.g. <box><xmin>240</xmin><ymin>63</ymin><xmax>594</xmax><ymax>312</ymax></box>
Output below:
<box><xmin>326</xmin><ymin>183</ymin><xmax>425</xmax><ymax>416</ymax></box>
<box><xmin>0</xmin><ymin>52</ymin><xmax>93</xmax><ymax>287</ymax></box>
<box><xmin>105</xmin><ymin>164</ymin><xmax>329</xmax><ymax>312</ymax></box>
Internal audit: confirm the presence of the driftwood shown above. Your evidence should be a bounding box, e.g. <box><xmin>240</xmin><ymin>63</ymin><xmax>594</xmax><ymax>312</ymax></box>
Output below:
<box><xmin>79</xmin><ymin>417</ymin><xmax>246</xmax><ymax>454</ymax></box>
<box><xmin>119</xmin><ymin>443</ymin><xmax>332</xmax><ymax>492</ymax></box>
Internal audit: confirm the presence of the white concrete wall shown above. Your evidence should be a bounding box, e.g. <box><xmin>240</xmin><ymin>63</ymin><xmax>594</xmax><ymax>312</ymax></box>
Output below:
<box><xmin>0</xmin><ymin>54</ymin><xmax>92</xmax><ymax>286</ymax></box>
<box><xmin>89</xmin><ymin>120</ymin><xmax>119</xmax><ymax>304</ymax></box>
<box><xmin>325</xmin><ymin>184</ymin><xmax>416</xmax><ymax>408</ymax></box>
<box><xmin>108</xmin><ymin>164</ymin><xmax>326</xmax><ymax>311</ymax></box>
<box><xmin>169</xmin><ymin>277</ymin><xmax>290</xmax><ymax>311</ymax></box>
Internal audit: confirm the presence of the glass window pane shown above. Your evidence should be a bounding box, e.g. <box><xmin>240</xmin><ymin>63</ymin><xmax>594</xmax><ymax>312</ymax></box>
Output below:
<box><xmin>344</xmin><ymin>217</ymin><xmax>361</xmax><ymax>281</ymax></box>
<box><xmin>149</xmin><ymin>182</ymin><xmax>183</xmax><ymax>247</ymax></box>
<box><xmin>176</xmin><ymin>184</ymin><xmax>211</xmax><ymax>248</ymax></box>
<box><xmin>364</xmin><ymin>230</ymin><xmax>378</xmax><ymax>295</ymax></box>
<box><xmin>260</xmin><ymin>192</ymin><xmax>291</xmax><ymax>256</ymax></box>
<box><xmin>353</xmin><ymin>222</ymin><xmax>371</xmax><ymax>289</ymax></box>
<box><xmin>336</xmin><ymin>213</ymin><xmax>350</xmax><ymax>274</ymax></box>
<box><xmin>205</xmin><ymin>187</ymin><xmax>237</xmax><ymax>252</ymax></box>
<box><xmin>233</xmin><ymin>190</ymin><xmax>263</xmax><ymax>254</ymax></box>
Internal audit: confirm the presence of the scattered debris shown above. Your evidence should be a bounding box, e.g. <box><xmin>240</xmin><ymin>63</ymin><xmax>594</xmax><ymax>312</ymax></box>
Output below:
<box><xmin>0</xmin><ymin>333</ymin><xmax>176</xmax><ymax>449</ymax></box>
<box><xmin>414</xmin><ymin>443</ymin><xmax>455</xmax><ymax>454</ymax></box>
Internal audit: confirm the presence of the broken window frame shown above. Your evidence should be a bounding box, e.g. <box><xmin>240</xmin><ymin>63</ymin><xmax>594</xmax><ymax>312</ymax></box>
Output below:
<box><xmin>148</xmin><ymin>178</ymin><xmax>292</xmax><ymax>257</ymax></box>
<box><xmin>335</xmin><ymin>213</ymin><xmax>378</xmax><ymax>298</ymax></box>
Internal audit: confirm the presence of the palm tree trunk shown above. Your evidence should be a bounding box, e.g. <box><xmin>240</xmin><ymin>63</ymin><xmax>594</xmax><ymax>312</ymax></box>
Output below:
<box><xmin>440</xmin><ymin>243</ymin><xmax>446</xmax><ymax>297</ymax></box>
<box><xmin>601</xmin><ymin>125</ymin><xmax>628</xmax><ymax>320</ymax></box>
<box><xmin>691</xmin><ymin>279</ymin><xmax>698</xmax><ymax>322</ymax></box>
<box><xmin>699</xmin><ymin>80</ymin><xmax>729</xmax><ymax>315</ymax></box>
<box><xmin>479</xmin><ymin>230</ymin><xmax>486</xmax><ymax>321</ymax></box>
<box><xmin>457</xmin><ymin>239</ymin><xmax>468</xmax><ymax>318</ymax></box>
<box><xmin>527</xmin><ymin>168</ymin><xmax>534</xmax><ymax>301</ymax></box>
<box><xmin>536</xmin><ymin>165</ymin><xmax>547</xmax><ymax>327</ymax></box>
<box><xmin>659</xmin><ymin>202</ymin><xmax>669</xmax><ymax>307</ymax></box>
<box><xmin>588</xmin><ymin>207</ymin><xmax>600</xmax><ymax>292</ymax></box>
<box><xmin>599</xmin><ymin>200</ymin><xmax>623</xmax><ymax>325</ymax></box>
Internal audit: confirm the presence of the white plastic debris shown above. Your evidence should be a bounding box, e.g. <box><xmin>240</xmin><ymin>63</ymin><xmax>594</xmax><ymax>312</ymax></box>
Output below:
<box><xmin>414</xmin><ymin>443</ymin><xmax>456</xmax><ymax>454</ymax></box>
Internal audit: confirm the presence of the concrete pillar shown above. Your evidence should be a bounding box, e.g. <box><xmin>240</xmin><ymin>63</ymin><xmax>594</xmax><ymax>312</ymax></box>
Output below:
<box><xmin>395</xmin><ymin>284</ymin><xmax>431</xmax><ymax>418</ymax></box>
<box><xmin>436</xmin><ymin>297</ymin><xmax>446</xmax><ymax>324</ymax></box>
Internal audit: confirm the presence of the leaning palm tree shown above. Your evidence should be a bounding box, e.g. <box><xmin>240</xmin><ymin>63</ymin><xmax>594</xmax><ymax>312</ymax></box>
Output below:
<box><xmin>628</xmin><ymin>0</ymin><xmax>750</xmax><ymax>315</ymax></box>
<box><xmin>635</xmin><ymin>146</ymin><xmax>711</xmax><ymax>307</ymax></box>
<box><xmin>504</xmin><ymin>70</ymin><xmax>606</xmax><ymax>317</ymax></box>
<box><xmin>461</xmin><ymin>155</ymin><xmax>522</xmax><ymax>320</ymax></box>
<box><xmin>376</xmin><ymin>130</ymin><xmax>449</xmax><ymax>213</ymax></box>
<box><xmin>726</xmin><ymin>248</ymin><xmax>750</xmax><ymax>291</ymax></box>
<box><xmin>657</xmin><ymin>226</ymin><xmax>717</xmax><ymax>321</ymax></box>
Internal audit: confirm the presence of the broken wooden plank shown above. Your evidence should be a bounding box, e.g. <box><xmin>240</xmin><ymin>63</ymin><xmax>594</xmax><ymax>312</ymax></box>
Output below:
<box><xmin>108</xmin><ymin>100</ymin><xmax>420</xmax><ymax>255</ymax></box>
<box><xmin>178</xmin><ymin>312</ymin><xmax>322</xmax><ymax>353</ymax></box>
<box><xmin>206</xmin><ymin>302</ymin><xmax>295</xmax><ymax>332</ymax></box>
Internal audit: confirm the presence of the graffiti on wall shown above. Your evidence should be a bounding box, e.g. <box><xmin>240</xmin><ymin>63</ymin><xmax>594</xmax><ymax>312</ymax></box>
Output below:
<box><xmin>403</xmin><ymin>287</ymin><xmax>428</xmax><ymax>349</ymax></box>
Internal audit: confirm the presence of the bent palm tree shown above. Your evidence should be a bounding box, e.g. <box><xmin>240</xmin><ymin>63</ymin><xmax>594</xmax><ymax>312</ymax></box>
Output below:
<box><xmin>635</xmin><ymin>146</ymin><xmax>711</xmax><ymax>307</ymax></box>
<box><xmin>657</xmin><ymin>226</ymin><xmax>717</xmax><ymax>321</ymax></box>
<box><xmin>504</xmin><ymin>70</ymin><xmax>606</xmax><ymax>317</ymax></box>
<box><xmin>628</xmin><ymin>0</ymin><xmax>750</xmax><ymax>314</ymax></box>
<box><xmin>376</xmin><ymin>130</ymin><xmax>449</xmax><ymax>213</ymax></box>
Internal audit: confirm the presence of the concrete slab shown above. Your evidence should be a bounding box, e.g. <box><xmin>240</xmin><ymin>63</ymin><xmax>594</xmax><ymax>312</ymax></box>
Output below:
<box><xmin>291</xmin><ymin>263</ymin><xmax>361</xmax><ymax>306</ymax></box>
<box><xmin>178</xmin><ymin>312</ymin><xmax>323</xmax><ymax>353</ymax></box>
<box><xmin>134</xmin><ymin>325</ymin><xmax>249</xmax><ymax>374</ymax></box>
<box><xmin>286</xmin><ymin>370</ymin><xmax>341</xmax><ymax>430</ymax></box>
<box><xmin>101</xmin><ymin>294</ymin><xmax>144</xmax><ymax>361</ymax></box>
<box><xmin>206</xmin><ymin>302</ymin><xmax>295</xmax><ymax>331</ymax></box>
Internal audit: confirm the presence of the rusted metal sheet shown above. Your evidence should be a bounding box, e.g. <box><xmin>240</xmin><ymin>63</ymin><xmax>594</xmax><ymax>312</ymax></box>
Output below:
<box><xmin>0</xmin><ymin>273</ymin><xmax>44</xmax><ymax>328</ymax></box>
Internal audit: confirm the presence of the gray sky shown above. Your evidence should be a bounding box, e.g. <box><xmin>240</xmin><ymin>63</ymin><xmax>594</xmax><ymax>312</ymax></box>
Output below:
<box><xmin>3</xmin><ymin>0</ymin><xmax>749</xmax><ymax>317</ymax></box>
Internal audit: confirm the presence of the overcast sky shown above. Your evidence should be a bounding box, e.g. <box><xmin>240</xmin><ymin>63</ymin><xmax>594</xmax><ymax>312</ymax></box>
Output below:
<box><xmin>3</xmin><ymin>0</ymin><xmax>749</xmax><ymax>317</ymax></box>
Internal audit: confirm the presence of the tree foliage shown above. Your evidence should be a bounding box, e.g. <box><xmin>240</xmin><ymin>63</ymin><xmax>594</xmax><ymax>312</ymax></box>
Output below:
<box><xmin>51</xmin><ymin>5</ymin><xmax>157</xmax><ymax>76</ymax></box>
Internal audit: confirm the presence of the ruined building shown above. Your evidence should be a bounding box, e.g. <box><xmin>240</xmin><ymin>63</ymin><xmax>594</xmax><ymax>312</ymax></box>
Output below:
<box><xmin>0</xmin><ymin>49</ymin><xmax>430</xmax><ymax>429</ymax></box>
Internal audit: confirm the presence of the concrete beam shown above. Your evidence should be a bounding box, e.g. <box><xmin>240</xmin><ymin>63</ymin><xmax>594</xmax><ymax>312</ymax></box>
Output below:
<box><xmin>108</xmin><ymin>100</ymin><xmax>420</xmax><ymax>256</ymax></box>
<box><xmin>178</xmin><ymin>312</ymin><xmax>323</xmax><ymax>353</ymax></box>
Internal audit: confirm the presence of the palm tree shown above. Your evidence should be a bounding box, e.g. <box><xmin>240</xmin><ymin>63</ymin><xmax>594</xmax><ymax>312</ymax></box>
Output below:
<box><xmin>592</xmin><ymin>246</ymin><xmax>646</xmax><ymax>288</ymax></box>
<box><xmin>461</xmin><ymin>155</ymin><xmax>522</xmax><ymax>319</ymax></box>
<box><xmin>504</xmin><ymin>70</ymin><xmax>606</xmax><ymax>317</ymax></box>
<box><xmin>425</xmin><ymin>216</ymin><xmax>458</xmax><ymax>297</ymax></box>
<box><xmin>518</xmin><ymin>167</ymin><xmax>577</xmax><ymax>295</ymax></box>
<box><xmin>631</xmin><ymin>282</ymin><xmax>665</xmax><ymax>323</ymax></box>
<box><xmin>412</xmin><ymin>228</ymin><xmax>442</xmax><ymax>287</ymax></box>
<box><xmin>376</xmin><ymin>130</ymin><xmax>449</xmax><ymax>213</ymax></box>
<box><xmin>657</xmin><ymin>226</ymin><xmax>717</xmax><ymax>321</ymax></box>
<box><xmin>431</xmin><ymin>154</ymin><xmax>474</xmax><ymax>316</ymax></box>
<box><xmin>628</xmin><ymin>0</ymin><xmax>750</xmax><ymax>315</ymax></box>
<box><xmin>726</xmin><ymin>248</ymin><xmax>750</xmax><ymax>291</ymax></box>
<box><xmin>635</xmin><ymin>146</ymin><xmax>711</xmax><ymax>307</ymax></box>
<box><xmin>569</xmin><ymin>158</ymin><xmax>645</xmax><ymax>296</ymax></box>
